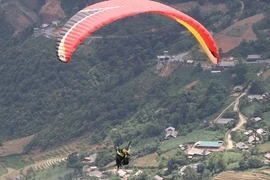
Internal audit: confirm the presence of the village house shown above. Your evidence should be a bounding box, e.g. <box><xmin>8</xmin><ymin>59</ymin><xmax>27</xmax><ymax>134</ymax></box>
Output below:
<box><xmin>265</xmin><ymin>153</ymin><xmax>270</xmax><ymax>161</ymax></box>
<box><xmin>248</xmin><ymin>135</ymin><xmax>260</xmax><ymax>144</ymax></box>
<box><xmin>248</xmin><ymin>95</ymin><xmax>263</xmax><ymax>102</ymax></box>
<box><xmin>194</xmin><ymin>141</ymin><xmax>223</xmax><ymax>149</ymax></box>
<box><xmin>220</xmin><ymin>56</ymin><xmax>234</xmax><ymax>61</ymax></box>
<box><xmin>187</xmin><ymin>147</ymin><xmax>211</xmax><ymax>159</ymax></box>
<box><xmin>217</xmin><ymin>61</ymin><xmax>235</xmax><ymax>69</ymax></box>
<box><xmin>82</xmin><ymin>153</ymin><xmax>97</xmax><ymax>165</ymax></box>
<box><xmin>211</xmin><ymin>70</ymin><xmax>221</xmax><ymax>74</ymax></box>
<box><xmin>244</xmin><ymin>130</ymin><xmax>253</xmax><ymax>136</ymax></box>
<box><xmin>233</xmin><ymin>85</ymin><xmax>244</xmax><ymax>93</ymax></box>
<box><xmin>179</xmin><ymin>144</ymin><xmax>187</xmax><ymax>151</ymax></box>
<box><xmin>134</xmin><ymin>170</ymin><xmax>143</xmax><ymax>176</ymax></box>
<box><xmin>154</xmin><ymin>175</ymin><xmax>164</xmax><ymax>180</ymax></box>
<box><xmin>246</xmin><ymin>54</ymin><xmax>262</xmax><ymax>62</ymax></box>
<box><xmin>118</xmin><ymin>169</ymin><xmax>128</xmax><ymax>178</ymax></box>
<box><xmin>186</xmin><ymin>60</ymin><xmax>194</xmax><ymax>65</ymax></box>
<box><xmin>251</xmin><ymin>117</ymin><xmax>262</xmax><ymax>122</ymax></box>
<box><xmin>164</xmin><ymin>126</ymin><xmax>178</xmax><ymax>140</ymax></box>
<box><xmin>257</xmin><ymin>128</ymin><xmax>268</xmax><ymax>136</ymax></box>
<box><xmin>179</xmin><ymin>163</ymin><xmax>200</xmax><ymax>175</ymax></box>
<box><xmin>262</xmin><ymin>92</ymin><xmax>270</xmax><ymax>98</ymax></box>
<box><xmin>156</xmin><ymin>51</ymin><xmax>171</xmax><ymax>70</ymax></box>
<box><xmin>216</xmin><ymin>118</ymin><xmax>234</xmax><ymax>125</ymax></box>
<box><xmin>51</xmin><ymin>20</ymin><xmax>61</xmax><ymax>27</ymax></box>
<box><xmin>236</xmin><ymin>142</ymin><xmax>249</xmax><ymax>150</ymax></box>
<box><xmin>88</xmin><ymin>169</ymin><xmax>103</xmax><ymax>179</ymax></box>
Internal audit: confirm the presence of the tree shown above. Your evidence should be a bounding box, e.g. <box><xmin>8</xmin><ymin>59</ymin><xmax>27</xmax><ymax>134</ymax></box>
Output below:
<box><xmin>201</xmin><ymin>169</ymin><xmax>212</xmax><ymax>180</ymax></box>
<box><xmin>247</xmin><ymin>157</ymin><xmax>263</xmax><ymax>168</ymax></box>
<box><xmin>232</xmin><ymin>63</ymin><xmax>248</xmax><ymax>85</ymax></box>
<box><xmin>95</xmin><ymin>148</ymin><xmax>115</xmax><ymax>167</ymax></box>
<box><xmin>238</xmin><ymin>158</ymin><xmax>248</xmax><ymax>170</ymax></box>
<box><xmin>249</xmin><ymin>80</ymin><xmax>265</xmax><ymax>94</ymax></box>
<box><xmin>182</xmin><ymin>166</ymin><xmax>199</xmax><ymax>180</ymax></box>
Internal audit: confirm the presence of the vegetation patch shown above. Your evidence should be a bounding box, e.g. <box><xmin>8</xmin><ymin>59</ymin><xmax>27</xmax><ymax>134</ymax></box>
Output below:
<box><xmin>262</xmin><ymin>112</ymin><xmax>270</xmax><ymax>126</ymax></box>
<box><xmin>222</xmin><ymin>151</ymin><xmax>242</xmax><ymax>170</ymax></box>
<box><xmin>0</xmin><ymin>164</ymin><xmax>8</xmax><ymax>176</ymax></box>
<box><xmin>0</xmin><ymin>155</ymin><xmax>33</xmax><ymax>170</ymax></box>
<box><xmin>134</xmin><ymin>153</ymin><xmax>158</xmax><ymax>167</ymax></box>
<box><xmin>241</xmin><ymin>102</ymin><xmax>260</xmax><ymax>118</ymax></box>
<box><xmin>26</xmin><ymin>164</ymin><xmax>73</xmax><ymax>180</ymax></box>
<box><xmin>158</xmin><ymin>129</ymin><xmax>224</xmax><ymax>153</ymax></box>
<box><xmin>258</xmin><ymin>142</ymin><xmax>270</xmax><ymax>153</ymax></box>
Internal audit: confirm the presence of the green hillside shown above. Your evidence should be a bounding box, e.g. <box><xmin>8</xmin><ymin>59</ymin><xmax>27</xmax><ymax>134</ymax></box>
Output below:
<box><xmin>0</xmin><ymin>0</ymin><xmax>270</xmax><ymax>151</ymax></box>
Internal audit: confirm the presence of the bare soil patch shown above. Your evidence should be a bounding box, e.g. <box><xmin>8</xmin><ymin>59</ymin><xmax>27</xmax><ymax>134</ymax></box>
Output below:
<box><xmin>262</xmin><ymin>68</ymin><xmax>270</xmax><ymax>80</ymax></box>
<box><xmin>134</xmin><ymin>153</ymin><xmax>158</xmax><ymax>167</ymax></box>
<box><xmin>184</xmin><ymin>80</ymin><xmax>198</xmax><ymax>90</ymax></box>
<box><xmin>214</xmin><ymin>14</ymin><xmax>264</xmax><ymax>53</ymax></box>
<box><xmin>0</xmin><ymin>135</ymin><xmax>34</xmax><ymax>157</ymax></box>
<box><xmin>39</xmin><ymin>0</ymin><xmax>65</xmax><ymax>23</ymax></box>
<box><xmin>158</xmin><ymin>62</ymin><xmax>181</xmax><ymax>77</ymax></box>
<box><xmin>2</xmin><ymin>0</ymin><xmax>39</xmax><ymax>33</ymax></box>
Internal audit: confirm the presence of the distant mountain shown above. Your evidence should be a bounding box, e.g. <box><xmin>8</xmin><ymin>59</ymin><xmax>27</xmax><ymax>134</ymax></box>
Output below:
<box><xmin>1</xmin><ymin>0</ymin><xmax>65</xmax><ymax>33</ymax></box>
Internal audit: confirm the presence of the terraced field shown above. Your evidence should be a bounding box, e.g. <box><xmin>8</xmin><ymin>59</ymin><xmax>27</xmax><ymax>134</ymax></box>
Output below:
<box><xmin>0</xmin><ymin>137</ymin><xmax>93</xmax><ymax>180</ymax></box>
<box><xmin>215</xmin><ymin>171</ymin><xmax>270</xmax><ymax>180</ymax></box>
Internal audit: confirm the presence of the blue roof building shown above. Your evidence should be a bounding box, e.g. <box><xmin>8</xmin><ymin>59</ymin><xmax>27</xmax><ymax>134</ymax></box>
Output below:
<box><xmin>194</xmin><ymin>141</ymin><xmax>223</xmax><ymax>148</ymax></box>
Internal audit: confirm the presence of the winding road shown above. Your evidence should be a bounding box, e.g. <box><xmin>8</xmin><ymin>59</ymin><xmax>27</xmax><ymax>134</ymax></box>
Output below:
<box><xmin>225</xmin><ymin>87</ymin><xmax>249</xmax><ymax>150</ymax></box>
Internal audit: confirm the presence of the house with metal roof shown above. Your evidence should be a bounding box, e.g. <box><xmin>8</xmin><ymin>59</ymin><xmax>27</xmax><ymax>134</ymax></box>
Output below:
<box><xmin>194</xmin><ymin>141</ymin><xmax>223</xmax><ymax>148</ymax></box>
<box><xmin>216</xmin><ymin>118</ymin><xmax>235</xmax><ymax>125</ymax></box>
<box><xmin>247</xmin><ymin>54</ymin><xmax>262</xmax><ymax>62</ymax></box>
<box><xmin>218</xmin><ymin>61</ymin><xmax>235</xmax><ymax>68</ymax></box>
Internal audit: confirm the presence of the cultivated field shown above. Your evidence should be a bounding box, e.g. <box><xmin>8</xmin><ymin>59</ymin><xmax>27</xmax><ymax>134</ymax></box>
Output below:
<box><xmin>0</xmin><ymin>135</ymin><xmax>34</xmax><ymax>157</ymax></box>
<box><xmin>215</xmin><ymin>170</ymin><xmax>270</xmax><ymax>180</ymax></box>
<box><xmin>214</xmin><ymin>14</ymin><xmax>264</xmax><ymax>53</ymax></box>
<box><xmin>134</xmin><ymin>153</ymin><xmax>158</xmax><ymax>167</ymax></box>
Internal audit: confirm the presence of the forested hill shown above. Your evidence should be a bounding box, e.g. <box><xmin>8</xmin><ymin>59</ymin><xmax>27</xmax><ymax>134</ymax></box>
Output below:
<box><xmin>0</xmin><ymin>0</ymin><xmax>270</xmax><ymax>151</ymax></box>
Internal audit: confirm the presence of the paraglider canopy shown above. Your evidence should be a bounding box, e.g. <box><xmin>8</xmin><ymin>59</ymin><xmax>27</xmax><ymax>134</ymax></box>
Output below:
<box><xmin>56</xmin><ymin>0</ymin><xmax>219</xmax><ymax>64</ymax></box>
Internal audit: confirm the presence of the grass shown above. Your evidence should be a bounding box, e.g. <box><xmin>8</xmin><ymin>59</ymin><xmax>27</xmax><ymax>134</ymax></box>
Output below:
<box><xmin>222</xmin><ymin>151</ymin><xmax>242</xmax><ymax>170</ymax></box>
<box><xmin>258</xmin><ymin>142</ymin><xmax>270</xmax><ymax>153</ymax></box>
<box><xmin>206</xmin><ymin>96</ymin><xmax>235</xmax><ymax>121</ymax></box>
<box><xmin>134</xmin><ymin>153</ymin><xmax>158</xmax><ymax>167</ymax></box>
<box><xmin>158</xmin><ymin>129</ymin><xmax>224</xmax><ymax>153</ymax></box>
<box><xmin>241</xmin><ymin>102</ymin><xmax>260</xmax><ymax>118</ymax></box>
<box><xmin>30</xmin><ymin>164</ymin><xmax>73</xmax><ymax>180</ymax></box>
<box><xmin>0</xmin><ymin>165</ymin><xmax>8</xmax><ymax>176</ymax></box>
<box><xmin>262</xmin><ymin>112</ymin><xmax>270</xmax><ymax>126</ymax></box>
<box><xmin>0</xmin><ymin>155</ymin><xmax>33</xmax><ymax>170</ymax></box>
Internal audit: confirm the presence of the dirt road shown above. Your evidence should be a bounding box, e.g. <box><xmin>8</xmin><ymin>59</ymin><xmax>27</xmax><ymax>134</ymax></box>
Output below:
<box><xmin>225</xmin><ymin>88</ymin><xmax>248</xmax><ymax>150</ymax></box>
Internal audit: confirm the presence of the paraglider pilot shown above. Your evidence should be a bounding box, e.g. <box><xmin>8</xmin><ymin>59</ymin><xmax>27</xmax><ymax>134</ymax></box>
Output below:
<box><xmin>115</xmin><ymin>141</ymin><xmax>131</xmax><ymax>171</ymax></box>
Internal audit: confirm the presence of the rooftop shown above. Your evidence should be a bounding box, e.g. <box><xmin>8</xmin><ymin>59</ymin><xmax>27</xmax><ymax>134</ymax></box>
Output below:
<box><xmin>247</xmin><ymin>54</ymin><xmax>262</xmax><ymax>59</ymax></box>
<box><xmin>236</xmin><ymin>142</ymin><xmax>249</xmax><ymax>150</ymax></box>
<box><xmin>195</xmin><ymin>141</ymin><xmax>223</xmax><ymax>148</ymax></box>
<box><xmin>218</xmin><ymin>61</ymin><xmax>235</xmax><ymax>67</ymax></box>
<box><xmin>216</xmin><ymin>118</ymin><xmax>234</xmax><ymax>124</ymax></box>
